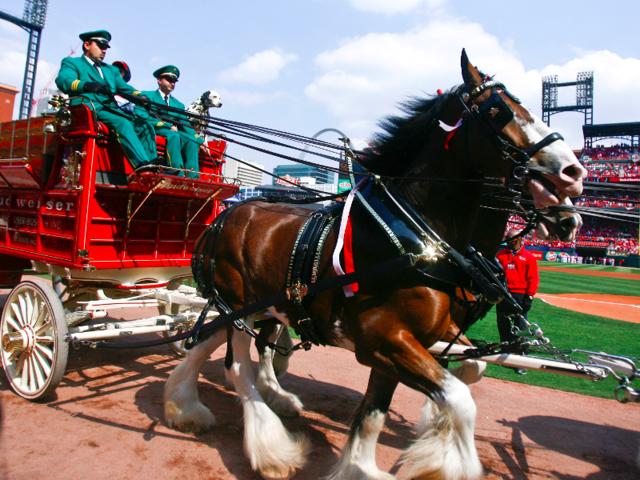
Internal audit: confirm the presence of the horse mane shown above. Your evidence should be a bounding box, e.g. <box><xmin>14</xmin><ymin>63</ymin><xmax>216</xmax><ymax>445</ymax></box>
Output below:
<box><xmin>359</xmin><ymin>88</ymin><xmax>456</xmax><ymax>176</ymax></box>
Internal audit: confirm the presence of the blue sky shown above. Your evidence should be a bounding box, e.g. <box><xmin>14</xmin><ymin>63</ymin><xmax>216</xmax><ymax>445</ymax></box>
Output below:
<box><xmin>1</xmin><ymin>0</ymin><xmax>639</xmax><ymax>179</ymax></box>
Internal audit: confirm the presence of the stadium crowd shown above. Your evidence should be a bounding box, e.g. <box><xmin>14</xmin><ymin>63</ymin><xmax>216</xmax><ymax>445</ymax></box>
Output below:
<box><xmin>506</xmin><ymin>215</ymin><xmax>639</xmax><ymax>254</ymax></box>
<box><xmin>575</xmin><ymin>193</ymin><xmax>638</xmax><ymax>210</ymax></box>
<box><xmin>580</xmin><ymin>144</ymin><xmax>640</xmax><ymax>181</ymax></box>
<box><xmin>582</xmin><ymin>144</ymin><xmax>637</xmax><ymax>161</ymax></box>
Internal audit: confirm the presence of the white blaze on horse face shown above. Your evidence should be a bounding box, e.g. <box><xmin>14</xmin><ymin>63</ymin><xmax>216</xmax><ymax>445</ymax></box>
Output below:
<box><xmin>515</xmin><ymin>112</ymin><xmax>587</xmax><ymax>209</ymax></box>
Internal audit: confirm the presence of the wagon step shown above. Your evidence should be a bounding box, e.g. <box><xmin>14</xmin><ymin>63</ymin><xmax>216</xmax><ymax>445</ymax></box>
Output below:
<box><xmin>65</xmin><ymin>309</ymin><xmax>107</xmax><ymax>328</ymax></box>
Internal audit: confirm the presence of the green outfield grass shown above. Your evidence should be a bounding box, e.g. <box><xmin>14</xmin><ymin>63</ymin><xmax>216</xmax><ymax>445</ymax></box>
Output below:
<box><xmin>538</xmin><ymin>260</ymin><xmax>640</xmax><ymax>275</ymax></box>
<box><xmin>466</xmin><ymin>265</ymin><xmax>640</xmax><ymax>400</ymax></box>
<box><xmin>537</xmin><ymin>270</ymin><xmax>640</xmax><ymax>296</ymax></box>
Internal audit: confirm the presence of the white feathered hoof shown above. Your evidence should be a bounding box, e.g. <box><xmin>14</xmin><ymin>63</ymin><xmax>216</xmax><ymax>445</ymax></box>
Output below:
<box><xmin>265</xmin><ymin>391</ymin><xmax>304</xmax><ymax>418</ymax></box>
<box><xmin>164</xmin><ymin>399</ymin><xmax>216</xmax><ymax>433</ymax></box>
<box><xmin>401</xmin><ymin>375</ymin><xmax>482</xmax><ymax>480</ymax></box>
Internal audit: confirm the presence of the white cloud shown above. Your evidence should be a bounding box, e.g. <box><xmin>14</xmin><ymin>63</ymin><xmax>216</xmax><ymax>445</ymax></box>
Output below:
<box><xmin>348</xmin><ymin>0</ymin><xmax>447</xmax><ymax>15</ymax></box>
<box><xmin>304</xmin><ymin>18</ymin><xmax>640</xmax><ymax>149</ymax></box>
<box><xmin>0</xmin><ymin>36</ymin><xmax>58</xmax><ymax>118</ymax></box>
<box><xmin>218</xmin><ymin>48</ymin><xmax>298</xmax><ymax>85</ymax></box>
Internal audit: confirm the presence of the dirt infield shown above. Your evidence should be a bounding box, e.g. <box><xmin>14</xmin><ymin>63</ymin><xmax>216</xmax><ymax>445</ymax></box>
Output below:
<box><xmin>538</xmin><ymin>266</ymin><xmax>640</xmax><ymax>280</ymax></box>
<box><xmin>538</xmin><ymin>293</ymin><xmax>640</xmax><ymax>323</ymax></box>
<box><xmin>1</xmin><ymin>340</ymin><xmax>639</xmax><ymax>480</ymax></box>
<box><xmin>1</xmin><ymin>265</ymin><xmax>639</xmax><ymax>480</ymax></box>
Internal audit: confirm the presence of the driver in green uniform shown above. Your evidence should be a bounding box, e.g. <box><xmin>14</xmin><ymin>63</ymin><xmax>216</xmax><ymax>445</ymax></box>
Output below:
<box><xmin>136</xmin><ymin>66</ymin><xmax>204</xmax><ymax>179</ymax></box>
<box><xmin>55</xmin><ymin>30</ymin><xmax>159</xmax><ymax>169</ymax></box>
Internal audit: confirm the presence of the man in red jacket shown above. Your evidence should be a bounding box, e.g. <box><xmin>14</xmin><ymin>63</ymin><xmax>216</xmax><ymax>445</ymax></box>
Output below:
<box><xmin>496</xmin><ymin>229</ymin><xmax>540</xmax><ymax>374</ymax></box>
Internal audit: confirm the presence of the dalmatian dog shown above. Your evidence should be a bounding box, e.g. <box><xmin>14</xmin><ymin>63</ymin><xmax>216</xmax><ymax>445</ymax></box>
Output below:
<box><xmin>186</xmin><ymin>90</ymin><xmax>222</xmax><ymax>134</ymax></box>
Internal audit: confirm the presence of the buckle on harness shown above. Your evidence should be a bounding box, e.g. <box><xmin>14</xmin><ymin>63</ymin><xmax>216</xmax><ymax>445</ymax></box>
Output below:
<box><xmin>286</xmin><ymin>281</ymin><xmax>308</xmax><ymax>303</ymax></box>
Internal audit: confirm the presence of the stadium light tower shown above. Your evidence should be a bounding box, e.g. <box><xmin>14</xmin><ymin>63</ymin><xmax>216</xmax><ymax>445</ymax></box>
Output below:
<box><xmin>541</xmin><ymin>72</ymin><xmax>594</xmax><ymax>128</ymax></box>
<box><xmin>0</xmin><ymin>0</ymin><xmax>49</xmax><ymax>119</ymax></box>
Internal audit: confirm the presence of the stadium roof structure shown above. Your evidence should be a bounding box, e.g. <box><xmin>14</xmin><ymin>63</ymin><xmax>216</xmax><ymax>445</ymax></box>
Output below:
<box><xmin>583</xmin><ymin>122</ymin><xmax>640</xmax><ymax>147</ymax></box>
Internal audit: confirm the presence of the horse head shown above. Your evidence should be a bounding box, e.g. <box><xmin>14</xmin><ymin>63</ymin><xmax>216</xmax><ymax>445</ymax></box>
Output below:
<box><xmin>459</xmin><ymin>50</ymin><xmax>587</xmax><ymax>209</ymax></box>
<box><xmin>361</xmin><ymin>50</ymin><xmax>586</xmax><ymax>250</ymax></box>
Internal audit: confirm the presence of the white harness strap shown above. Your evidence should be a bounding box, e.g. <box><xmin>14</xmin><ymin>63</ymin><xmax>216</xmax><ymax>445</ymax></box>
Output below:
<box><xmin>332</xmin><ymin>178</ymin><xmax>367</xmax><ymax>298</ymax></box>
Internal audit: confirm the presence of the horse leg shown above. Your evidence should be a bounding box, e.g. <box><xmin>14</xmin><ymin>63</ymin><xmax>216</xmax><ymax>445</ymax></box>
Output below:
<box><xmin>327</xmin><ymin>369</ymin><xmax>398</xmax><ymax>480</ymax></box>
<box><xmin>272</xmin><ymin>324</ymin><xmax>294</xmax><ymax>377</ymax></box>
<box><xmin>400</xmin><ymin>367</ymin><xmax>482</xmax><ymax>480</ymax></box>
<box><xmin>164</xmin><ymin>328</ymin><xmax>227</xmax><ymax>432</ymax></box>
<box><xmin>355</xmin><ymin>325</ymin><xmax>481</xmax><ymax>480</ymax></box>
<box><xmin>256</xmin><ymin>323</ymin><xmax>304</xmax><ymax>417</ymax></box>
<box><xmin>448</xmin><ymin>360</ymin><xmax>486</xmax><ymax>386</ymax></box>
<box><xmin>227</xmin><ymin>323</ymin><xmax>309</xmax><ymax>480</ymax></box>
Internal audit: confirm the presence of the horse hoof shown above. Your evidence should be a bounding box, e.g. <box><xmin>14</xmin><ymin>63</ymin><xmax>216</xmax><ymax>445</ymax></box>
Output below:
<box><xmin>260</xmin><ymin>468</ymin><xmax>296</xmax><ymax>480</ymax></box>
<box><xmin>267</xmin><ymin>394</ymin><xmax>304</xmax><ymax>418</ymax></box>
<box><xmin>164</xmin><ymin>400</ymin><xmax>216</xmax><ymax>433</ymax></box>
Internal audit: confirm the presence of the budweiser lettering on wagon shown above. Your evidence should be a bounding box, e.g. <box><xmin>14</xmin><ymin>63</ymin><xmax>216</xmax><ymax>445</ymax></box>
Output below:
<box><xmin>45</xmin><ymin>200</ymin><xmax>75</xmax><ymax>212</ymax></box>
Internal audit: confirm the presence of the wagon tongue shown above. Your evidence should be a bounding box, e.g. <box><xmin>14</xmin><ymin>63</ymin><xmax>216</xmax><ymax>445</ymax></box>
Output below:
<box><xmin>128</xmin><ymin>172</ymin><xmax>239</xmax><ymax>200</ymax></box>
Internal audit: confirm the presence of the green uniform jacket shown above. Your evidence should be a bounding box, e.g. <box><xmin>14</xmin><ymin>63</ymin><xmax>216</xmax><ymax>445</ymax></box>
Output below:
<box><xmin>54</xmin><ymin>56</ymin><xmax>157</xmax><ymax>166</ymax></box>
<box><xmin>136</xmin><ymin>89</ymin><xmax>204</xmax><ymax>146</ymax></box>
<box><xmin>55</xmin><ymin>56</ymin><xmax>142</xmax><ymax>109</ymax></box>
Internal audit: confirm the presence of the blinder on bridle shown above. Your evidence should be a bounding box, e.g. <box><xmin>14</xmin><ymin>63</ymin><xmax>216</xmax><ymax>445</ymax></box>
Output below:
<box><xmin>478</xmin><ymin>85</ymin><xmax>516</xmax><ymax>132</ymax></box>
<box><xmin>459</xmin><ymin>79</ymin><xmax>564</xmax><ymax>167</ymax></box>
<box><xmin>455</xmin><ymin>79</ymin><xmax>565</xmax><ymax>206</ymax></box>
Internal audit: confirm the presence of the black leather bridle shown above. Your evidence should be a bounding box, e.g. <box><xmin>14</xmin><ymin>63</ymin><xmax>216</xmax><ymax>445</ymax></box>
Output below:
<box><xmin>454</xmin><ymin>79</ymin><xmax>565</xmax><ymax>206</ymax></box>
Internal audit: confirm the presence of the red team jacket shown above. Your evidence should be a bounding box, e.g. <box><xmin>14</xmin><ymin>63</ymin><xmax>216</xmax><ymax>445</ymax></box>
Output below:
<box><xmin>495</xmin><ymin>247</ymin><xmax>539</xmax><ymax>296</ymax></box>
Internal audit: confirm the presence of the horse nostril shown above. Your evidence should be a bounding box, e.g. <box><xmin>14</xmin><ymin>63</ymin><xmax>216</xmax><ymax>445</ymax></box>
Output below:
<box><xmin>563</xmin><ymin>164</ymin><xmax>586</xmax><ymax>181</ymax></box>
<box><xmin>560</xmin><ymin>216</ymin><xmax>578</xmax><ymax>230</ymax></box>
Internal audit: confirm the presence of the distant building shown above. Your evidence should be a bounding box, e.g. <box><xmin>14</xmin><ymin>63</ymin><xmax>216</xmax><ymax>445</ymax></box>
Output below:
<box><xmin>273</xmin><ymin>164</ymin><xmax>334</xmax><ymax>185</ymax></box>
<box><xmin>34</xmin><ymin>88</ymin><xmax>63</xmax><ymax>117</ymax></box>
<box><xmin>224</xmin><ymin>157</ymin><xmax>264</xmax><ymax>186</ymax></box>
<box><xmin>0</xmin><ymin>83</ymin><xmax>19</xmax><ymax>122</ymax></box>
<box><xmin>241</xmin><ymin>183</ymin><xmax>338</xmax><ymax>206</ymax></box>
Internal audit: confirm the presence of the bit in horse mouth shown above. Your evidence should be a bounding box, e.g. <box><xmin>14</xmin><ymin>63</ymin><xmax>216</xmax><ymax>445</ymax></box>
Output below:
<box><xmin>527</xmin><ymin>176</ymin><xmax>564</xmax><ymax>208</ymax></box>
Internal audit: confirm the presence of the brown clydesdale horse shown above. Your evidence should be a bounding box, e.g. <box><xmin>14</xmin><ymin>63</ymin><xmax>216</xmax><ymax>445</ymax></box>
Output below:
<box><xmin>164</xmin><ymin>50</ymin><xmax>586</xmax><ymax>480</ymax></box>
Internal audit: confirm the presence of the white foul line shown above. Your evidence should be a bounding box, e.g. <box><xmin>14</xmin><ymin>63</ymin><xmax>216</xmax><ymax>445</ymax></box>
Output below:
<box><xmin>538</xmin><ymin>294</ymin><xmax>640</xmax><ymax>309</ymax></box>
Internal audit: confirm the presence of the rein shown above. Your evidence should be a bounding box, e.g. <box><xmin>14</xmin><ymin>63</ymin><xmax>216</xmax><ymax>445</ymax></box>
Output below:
<box><xmin>92</xmin><ymin>80</ymin><xmax>568</xmax><ymax>352</ymax></box>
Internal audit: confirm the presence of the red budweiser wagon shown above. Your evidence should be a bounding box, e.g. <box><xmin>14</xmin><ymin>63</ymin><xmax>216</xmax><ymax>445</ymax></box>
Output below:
<box><xmin>0</xmin><ymin>99</ymin><xmax>240</xmax><ymax>399</ymax></box>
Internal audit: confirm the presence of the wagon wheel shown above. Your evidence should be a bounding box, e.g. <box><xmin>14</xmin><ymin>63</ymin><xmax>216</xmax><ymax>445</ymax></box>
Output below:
<box><xmin>1</xmin><ymin>279</ymin><xmax>69</xmax><ymax>400</ymax></box>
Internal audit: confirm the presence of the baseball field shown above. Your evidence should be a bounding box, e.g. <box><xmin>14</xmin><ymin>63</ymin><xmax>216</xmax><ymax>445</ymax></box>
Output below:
<box><xmin>0</xmin><ymin>264</ymin><xmax>638</xmax><ymax>479</ymax></box>
<box><xmin>467</xmin><ymin>260</ymin><xmax>640</xmax><ymax>399</ymax></box>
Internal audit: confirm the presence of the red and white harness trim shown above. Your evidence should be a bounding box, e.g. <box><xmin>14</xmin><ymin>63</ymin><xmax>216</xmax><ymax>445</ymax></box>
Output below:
<box><xmin>332</xmin><ymin>178</ymin><xmax>367</xmax><ymax>297</ymax></box>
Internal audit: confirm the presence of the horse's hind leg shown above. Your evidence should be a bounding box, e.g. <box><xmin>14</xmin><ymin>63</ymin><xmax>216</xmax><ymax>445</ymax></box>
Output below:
<box><xmin>256</xmin><ymin>323</ymin><xmax>304</xmax><ymax>417</ymax></box>
<box><xmin>327</xmin><ymin>369</ymin><xmax>398</xmax><ymax>480</ymax></box>
<box><xmin>401</xmin><ymin>369</ymin><xmax>482</xmax><ymax>480</ymax></box>
<box><xmin>228</xmin><ymin>325</ymin><xmax>309</xmax><ymax>479</ymax></box>
<box><xmin>272</xmin><ymin>324</ymin><xmax>294</xmax><ymax>377</ymax></box>
<box><xmin>164</xmin><ymin>328</ymin><xmax>227</xmax><ymax>432</ymax></box>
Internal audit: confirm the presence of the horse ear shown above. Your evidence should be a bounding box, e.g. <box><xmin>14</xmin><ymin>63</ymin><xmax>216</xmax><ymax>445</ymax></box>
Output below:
<box><xmin>461</xmin><ymin>49</ymin><xmax>483</xmax><ymax>91</ymax></box>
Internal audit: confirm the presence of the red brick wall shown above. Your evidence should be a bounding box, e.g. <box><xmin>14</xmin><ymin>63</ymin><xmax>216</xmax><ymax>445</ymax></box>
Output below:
<box><xmin>0</xmin><ymin>85</ymin><xmax>19</xmax><ymax>122</ymax></box>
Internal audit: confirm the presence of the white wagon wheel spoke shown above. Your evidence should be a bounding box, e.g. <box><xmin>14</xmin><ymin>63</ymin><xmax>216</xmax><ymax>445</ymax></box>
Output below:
<box><xmin>6</xmin><ymin>316</ymin><xmax>22</xmax><ymax>333</ymax></box>
<box><xmin>28</xmin><ymin>356</ymin><xmax>38</xmax><ymax>391</ymax></box>
<box><xmin>35</xmin><ymin>319</ymin><xmax>52</xmax><ymax>336</ymax></box>
<box><xmin>32</xmin><ymin>350</ymin><xmax>48</xmax><ymax>388</ymax></box>
<box><xmin>35</xmin><ymin>343</ymin><xmax>54</xmax><ymax>362</ymax></box>
<box><xmin>10</xmin><ymin>302</ymin><xmax>25</xmax><ymax>328</ymax></box>
<box><xmin>13</xmin><ymin>351</ymin><xmax>27</xmax><ymax>378</ymax></box>
<box><xmin>31</xmin><ymin>297</ymin><xmax>47</xmax><ymax>328</ymax></box>
<box><xmin>25</xmin><ymin>291</ymin><xmax>35</xmax><ymax>327</ymax></box>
